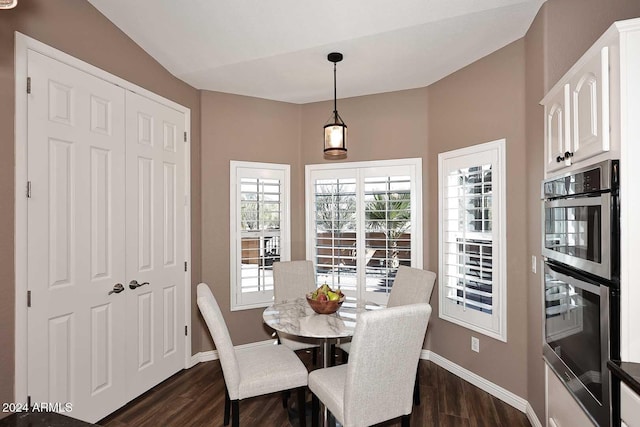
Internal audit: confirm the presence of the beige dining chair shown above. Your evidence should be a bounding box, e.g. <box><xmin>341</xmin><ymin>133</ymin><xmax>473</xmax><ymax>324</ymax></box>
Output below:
<box><xmin>273</xmin><ymin>261</ymin><xmax>320</xmax><ymax>363</ymax></box>
<box><xmin>309</xmin><ymin>303</ymin><xmax>432</xmax><ymax>427</ymax></box>
<box><xmin>196</xmin><ymin>283</ymin><xmax>308</xmax><ymax>427</ymax></box>
<box><xmin>338</xmin><ymin>265</ymin><xmax>436</xmax><ymax>404</ymax></box>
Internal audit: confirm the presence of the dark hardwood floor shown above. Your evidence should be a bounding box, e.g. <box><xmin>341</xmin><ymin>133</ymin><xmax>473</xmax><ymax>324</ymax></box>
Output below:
<box><xmin>99</xmin><ymin>350</ymin><xmax>532</xmax><ymax>427</ymax></box>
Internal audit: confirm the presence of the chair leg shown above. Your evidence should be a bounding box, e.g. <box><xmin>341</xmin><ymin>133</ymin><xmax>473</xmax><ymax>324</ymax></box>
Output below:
<box><xmin>329</xmin><ymin>344</ymin><xmax>336</xmax><ymax>366</ymax></box>
<box><xmin>224</xmin><ymin>388</ymin><xmax>231</xmax><ymax>426</ymax></box>
<box><xmin>311</xmin><ymin>394</ymin><xmax>319</xmax><ymax>427</ymax></box>
<box><xmin>401</xmin><ymin>414</ymin><xmax>410</xmax><ymax>427</ymax></box>
<box><xmin>232</xmin><ymin>400</ymin><xmax>239</xmax><ymax>427</ymax></box>
<box><xmin>413</xmin><ymin>369</ymin><xmax>420</xmax><ymax>406</ymax></box>
<box><xmin>297</xmin><ymin>387</ymin><xmax>306</xmax><ymax>427</ymax></box>
<box><xmin>282</xmin><ymin>390</ymin><xmax>290</xmax><ymax>408</ymax></box>
<box><xmin>342</xmin><ymin>349</ymin><xmax>348</xmax><ymax>364</ymax></box>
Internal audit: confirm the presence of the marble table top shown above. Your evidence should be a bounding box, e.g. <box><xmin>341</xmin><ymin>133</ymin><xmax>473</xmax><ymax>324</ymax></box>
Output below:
<box><xmin>263</xmin><ymin>297</ymin><xmax>383</xmax><ymax>339</ymax></box>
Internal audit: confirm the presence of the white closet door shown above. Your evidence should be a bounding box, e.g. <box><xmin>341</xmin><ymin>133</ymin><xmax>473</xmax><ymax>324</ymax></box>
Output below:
<box><xmin>124</xmin><ymin>91</ymin><xmax>186</xmax><ymax>399</ymax></box>
<box><xmin>26</xmin><ymin>50</ymin><xmax>127</xmax><ymax>422</ymax></box>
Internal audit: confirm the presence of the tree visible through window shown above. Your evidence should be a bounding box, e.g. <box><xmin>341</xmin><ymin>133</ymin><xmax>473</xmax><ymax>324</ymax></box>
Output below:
<box><xmin>306</xmin><ymin>159</ymin><xmax>422</xmax><ymax>305</ymax></box>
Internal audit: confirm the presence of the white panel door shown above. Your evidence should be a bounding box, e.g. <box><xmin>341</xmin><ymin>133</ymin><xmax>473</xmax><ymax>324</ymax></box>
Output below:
<box><xmin>124</xmin><ymin>91</ymin><xmax>186</xmax><ymax>399</ymax></box>
<box><xmin>26</xmin><ymin>50</ymin><xmax>127</xmax><ymax>422</ymax></box>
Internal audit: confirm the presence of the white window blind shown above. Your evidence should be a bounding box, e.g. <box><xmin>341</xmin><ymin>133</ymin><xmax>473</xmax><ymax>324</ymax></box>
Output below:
<box><xmin>231</xmin><ymin>161</ymin><xmax>290</xmax><ymax>310</ymax></box>
<box><xmin>306</xmin><ymin>159</ymin><xmax>422</xmax><ymax>305</ymax></box>
<box><xmin>438</xmin><ymin>140</ymin><xmax>506</xmax><ymax>341</ymax></box>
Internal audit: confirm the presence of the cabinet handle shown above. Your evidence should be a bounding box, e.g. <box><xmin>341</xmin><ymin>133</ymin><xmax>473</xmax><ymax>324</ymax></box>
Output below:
<box><xmin>564</xmin><ymin>151</ymin><xmax>574</xmax><ymax>159</ymax></box>
<box><xmin>556</xmin><ymin>155</ymin><xmax>565</xmax><ymax>163</ymax></box>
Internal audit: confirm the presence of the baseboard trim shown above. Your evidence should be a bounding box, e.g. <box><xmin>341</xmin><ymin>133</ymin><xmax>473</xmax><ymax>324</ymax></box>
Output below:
<box><xmin>526</xmin><ymin>402</ymin><xmax>544</xmax><ymax>427</ymax></box>
<box><xmin>190</xmin><ymin>339</ymin><xmax>277</xmax><ymax>366</ymax></box>
<box><xmin>421</xmin><ymin>350</ymin><xmax>540</xmax><ymax>424</ymax></box>
<box><xmin>190</xmin><ymin>344</ymin><xmax>543</xmax><ymax>427</ymax></box>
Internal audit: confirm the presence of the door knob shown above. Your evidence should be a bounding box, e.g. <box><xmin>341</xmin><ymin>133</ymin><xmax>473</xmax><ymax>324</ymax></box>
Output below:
<box><xmin>129</xmin><ymin>280</ymin><xmax>149</xmax><ymax>290</ymax></box>
<box><xmin>108</xmin><ymin>283</ymin><xmax>125</xmax><ymax>295</ymax></box>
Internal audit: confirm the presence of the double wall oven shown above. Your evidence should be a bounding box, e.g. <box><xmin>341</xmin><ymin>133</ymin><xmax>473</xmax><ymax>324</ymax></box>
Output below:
<box><xmin>542</xmin><ymin>160</ymin><xmax>620</xmax><ymax>427</ymax></box>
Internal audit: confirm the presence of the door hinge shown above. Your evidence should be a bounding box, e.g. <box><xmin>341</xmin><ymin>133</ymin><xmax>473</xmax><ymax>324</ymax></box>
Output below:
<box><xmin>27</xmin><ymin>290</ymin><xmax>31</xmax><ymax>307</ymax></box>
<box><xmin>184</xmin><ymin>132</ymin><xmax>187</xmax><ymax>142</ymax></box>
<box><xmin>27</xmin><ymin>77</ymin><xmax>31</xmax><ymax>94</ymax></box>
<box><xmin>184</xmin><ymin>261</ymin><xmax>188</xmax><ymax>272</ymax></box>
<box><xmin>26</xmin><ymin>181</ymin><xmax>31</xmax><ymax>198</ymax></box>
<box><xmin>185</xmin><ymin>325</ymin><xmax>188</xmax><ymax>336</ymax></box>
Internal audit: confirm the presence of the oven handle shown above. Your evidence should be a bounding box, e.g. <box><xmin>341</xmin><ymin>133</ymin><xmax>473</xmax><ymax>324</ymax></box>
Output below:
<box><xmin>545</xmin><ymin>262</ymin><xmax>602</xmax><ymax>295</ymax></box>
<box><xmin>544</xmin><ymin>194</ymin><xmax>606</xmax><ymax>208</ymax></box>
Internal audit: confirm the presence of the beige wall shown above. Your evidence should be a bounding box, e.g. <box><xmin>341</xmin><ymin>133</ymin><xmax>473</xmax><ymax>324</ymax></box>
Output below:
<box><xmin>0</xmin><ymin>0</ymin><xmax>201</xmax><ymax>408</ymax></box>
<box><xmin>524</xmin><ymin>4</ymin><xmax>547</xmax><ymax>420</ymax></box>
<box><xmin>199</xmin><ymin>91</ymin><xmax>302</xmax><ymax>347</ymax></box>
<box><xmin>427</xmin><ymin>40</ymin><xmax>529</xmax><ymax>397</ymax></box>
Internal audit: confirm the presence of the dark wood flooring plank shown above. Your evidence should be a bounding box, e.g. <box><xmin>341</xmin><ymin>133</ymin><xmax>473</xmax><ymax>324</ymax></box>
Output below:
<box><xmin>99</xmin><ymin>358</ymin><xmax>532</xmax><ymax>427</ymax></box>
<box><xmin>461</xmin><ymin>380</ymin><xmax>500</xmax><ymax>427</ymax></box>
<box><xmin>436</xmin><ymin>364</ymin><xmax>470</xmax><ymax>419</ymax></box>
<box><xmin>491</xmin><ymin>395</ymin><xmax>531</xmax><ymax>427</ymax></box>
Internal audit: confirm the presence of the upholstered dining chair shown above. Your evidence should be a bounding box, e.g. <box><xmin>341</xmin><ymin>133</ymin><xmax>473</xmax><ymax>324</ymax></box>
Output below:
<box><xmin>338</xmin><ymin>265</ymin><xmax>436</xmax><ymax>404</ymax></box>
<box><xmin>273</xmin><ymin>261</ymin><xmax>320</xmax><ymax>363</ymax></box>
<box><xmin>196</xmin><ymin>283</ymin><xmax>308</xmax><ymax>427</ymax></box>
<box><xmin>309</xmin><ymin>303</ymin><xmax>432</xmax><ymax>427</ymax></box>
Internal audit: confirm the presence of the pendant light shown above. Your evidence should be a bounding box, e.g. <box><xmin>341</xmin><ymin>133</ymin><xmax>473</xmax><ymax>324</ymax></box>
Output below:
<box><xmin>324</xmin><ymin>52</ymin><xmax>347</xmax><ymax>160</ymax></box>
<box><xmin>0</xmin><ymin>0</ymin><xmax>17</xmax><ymax>9</ymax></box>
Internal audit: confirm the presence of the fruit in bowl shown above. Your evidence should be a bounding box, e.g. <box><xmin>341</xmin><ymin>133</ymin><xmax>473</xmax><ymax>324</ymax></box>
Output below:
<box><xmin>306</xmin><ymin>284</ymin><xmax>345</xmax><ymax>314</ymax></box>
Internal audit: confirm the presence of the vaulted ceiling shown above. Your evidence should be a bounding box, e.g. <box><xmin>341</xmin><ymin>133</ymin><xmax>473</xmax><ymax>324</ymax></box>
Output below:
<box><xmin>88</xmin><ymin>0</ymin><xmax>545</xmax><ymax>104</ymax></box>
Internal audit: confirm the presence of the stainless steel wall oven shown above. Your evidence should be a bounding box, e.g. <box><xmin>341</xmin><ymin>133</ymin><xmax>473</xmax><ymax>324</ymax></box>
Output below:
<box><xmin>542</xmin><ymin>160</ymin><xmax>620</xmax><ymax>427</ymax></box>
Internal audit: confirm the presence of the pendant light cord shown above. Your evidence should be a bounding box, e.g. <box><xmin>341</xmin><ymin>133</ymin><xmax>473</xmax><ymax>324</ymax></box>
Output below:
<box><xmin>333</xmin><ymin>61</ymin><xmax>338</xmax><ymax>121</ymax></box>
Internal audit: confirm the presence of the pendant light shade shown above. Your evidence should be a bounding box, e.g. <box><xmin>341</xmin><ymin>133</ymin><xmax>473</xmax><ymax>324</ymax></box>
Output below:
<box><xmin>324</xmin><ymin>52</ymin><xmax>347</xmax><ymax>160</ymax></box>
<box><xmin>0</xmin><ymin>0</ymin><xmax>17</xmax><ymax>9</ymax></box>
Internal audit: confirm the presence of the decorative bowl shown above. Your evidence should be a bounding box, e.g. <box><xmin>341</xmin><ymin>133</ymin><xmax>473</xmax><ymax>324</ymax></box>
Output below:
<box><xmin>306</xmin><ymin>293</ymin><xmax>345</xmax><ymax>315</ymax></box>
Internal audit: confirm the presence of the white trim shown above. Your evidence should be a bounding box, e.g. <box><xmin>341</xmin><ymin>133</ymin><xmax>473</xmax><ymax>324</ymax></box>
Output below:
<box><xmin>187</xmin><ymin>343</ymin><xmax>543</xmax><ymax>427</ymax></box>
<box><xmin>14</xmin><ymin>31</ymin><xmax>29</xmax><ymax>404</ymax></box>
<box><xmin>189</xmin><ymin>339</ymin><xmax>277</xmax><ymax>366</ymax></box>
<box><xmin>526</xmin><ymin>403</ymin><xmax>544</xmax><ymax>427</ymax></box>
<box><xmin>229</xmin><ymin>161</ymin><xmax>291</xmax><ymax>311</ymax></box>
<box><xmin>421</xmin><ymin>350</ymin><xmax>528</xmax><ymax>413</ymax></box>
<box><xmin>437</xmin><ymin>138</ymin><xmax>507</xmax><ymax>342</ymax></box>
<box><xmin>304</xmin><ymin>158</ymin><xmax>423</xmax><ymax>304</ymax></box>
<box><xmin>13</xmin><ymin>32</ymin><xmax>193</xmax><ymax>403</ymax></box>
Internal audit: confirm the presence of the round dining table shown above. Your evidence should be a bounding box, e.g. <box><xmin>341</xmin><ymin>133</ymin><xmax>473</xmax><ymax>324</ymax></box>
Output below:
<box><xmin>263</xmin><ymin>296</ymin><xmax>382</xmax><ymax>366</ymax></box>
<box><xmin>263</xmin><ymin>296</ymin><xmax>383</xmax><ymax>426</ymax></box>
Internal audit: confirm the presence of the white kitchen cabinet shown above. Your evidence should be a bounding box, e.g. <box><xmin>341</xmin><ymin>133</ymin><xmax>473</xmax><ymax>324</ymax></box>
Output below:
<box><xmin>568</xmin><ymin>46</ymin><xmax>610</xmax><ymax>166</ymax></box>
<box><xmin>544</xmin><ymin>83</ymin><xmax>570</xmax><ymax>173</ymax></box>
<box><xmin>621</xmin><ymin>383</ymin><xmax>640</xmax><ymax>427</ymax></box>
<box><xmin>542</xmin><ymin>16</ymin><xmax>640</xmax><ymax>362</ymax></box>
<box><xmin>542</xmin><ymin>30</ymin><xmax>615</xmax><ymax>176</ymax></box>
<box><xmin>546</xmin><ymin>363</ymin><xmax>596</xmax><ymax>427</ymax></box>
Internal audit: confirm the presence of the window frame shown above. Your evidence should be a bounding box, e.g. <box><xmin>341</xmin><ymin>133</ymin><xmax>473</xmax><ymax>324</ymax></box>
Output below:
<box><xmin>230</xmin><ymin>161</ymin><xmax>291</xmax><ymax>311</ymax></box>
<box><xmin>438</xmin><ymin>139</ymin><xmax>507</xmax><ymax>342</ymax></box>
<box><xmin>305</xmin><ymin>158</ymin><xmax>423</xmax><ymax>305</ymax></box>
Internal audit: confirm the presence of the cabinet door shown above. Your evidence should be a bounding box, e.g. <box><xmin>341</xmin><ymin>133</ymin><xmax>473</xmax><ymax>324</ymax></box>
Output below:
<box><xmin>570</xmin><ymin>46</ymin><xmax>610</xmax><ymax>165</ymax></box>
<box><xmin>545</xmin><ymin>84</ymin><xmax>571</xmax><ymax>174</ymax></box>
<box><xmin>546</xmin><ymin>364</ymin><xmax>596</xmax><ymax>427</ymax></box>
<box><xmin>621</xmin><ymin>382</ymin><xmax>640</xmax><ymax>427</ymax></box>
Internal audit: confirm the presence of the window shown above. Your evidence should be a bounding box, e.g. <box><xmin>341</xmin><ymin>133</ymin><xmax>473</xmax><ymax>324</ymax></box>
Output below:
<box><xmin>230</xmin><ymin>161</ymin><xmax>290</xmax><ymax>310</ymax></box>
<box><xmin>306</xmin><ymin>159</ymin><xmax>422</xmax><ymax>305</ymax></box>
<box><xmin>438</xmin><ymin>139</ymin><xmax>506</xmax><ymax>341</ymax></box>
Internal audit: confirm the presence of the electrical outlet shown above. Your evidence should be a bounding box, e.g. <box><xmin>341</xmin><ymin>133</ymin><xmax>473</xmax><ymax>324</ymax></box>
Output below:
<box><xmin>531</xmin><ymin>255</ymin><xmax>537</xmax><ymax>274</ymax></box>
<box><xmin>471</xmin><ymin>336</ymin><xmax>479</xmax><ymax>353</ymax></box>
